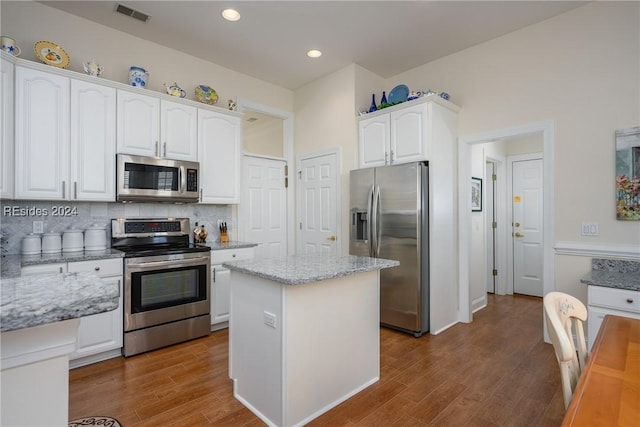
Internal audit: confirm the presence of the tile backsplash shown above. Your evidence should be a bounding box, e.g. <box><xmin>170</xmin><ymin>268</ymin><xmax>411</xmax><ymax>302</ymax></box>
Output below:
<box><xmin>0</xmin><ymin>200</ymin><xmax>232</xmax><ymax>255</ymax></box>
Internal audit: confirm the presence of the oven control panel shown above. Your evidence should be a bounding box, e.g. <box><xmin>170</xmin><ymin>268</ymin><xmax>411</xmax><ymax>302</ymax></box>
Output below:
<box><xmin>112</xmin><ymin>218</ymin><xmax>190</xmax><ymax>238</ymax></box>
<box><xmin>125</xmin><ymin>221</ymin><xmax>182</xmax><ymax>234</ymax></box>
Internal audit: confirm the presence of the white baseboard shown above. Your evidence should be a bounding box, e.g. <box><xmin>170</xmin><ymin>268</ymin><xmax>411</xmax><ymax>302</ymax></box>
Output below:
<box><xmin>554</xmin><ymin>241</ymin><xmax>640</xmax><ymax>259</ymax></box>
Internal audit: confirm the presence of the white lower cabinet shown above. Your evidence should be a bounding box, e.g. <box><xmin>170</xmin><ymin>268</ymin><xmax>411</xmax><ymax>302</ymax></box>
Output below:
<box><xmin>210</xmin><ymin>247</ymin><xmax>254</xmax><ymax>329</ymax></box>
<box><xmin>587</xmin><ymin>285</ymin><xmax>640</xmax><ymax>351</ymax></box>
<box><xmin>21</xmin><ymin>258</ymin><xmax>123</xmax><ymax>367</ymax></box>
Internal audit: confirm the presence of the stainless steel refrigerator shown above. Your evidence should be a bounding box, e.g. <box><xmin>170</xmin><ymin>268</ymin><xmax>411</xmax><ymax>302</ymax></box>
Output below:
<box><xmin>349</xmin><ymin>162</ymin><xmax>429</xmax><ymax>337</ymax></box>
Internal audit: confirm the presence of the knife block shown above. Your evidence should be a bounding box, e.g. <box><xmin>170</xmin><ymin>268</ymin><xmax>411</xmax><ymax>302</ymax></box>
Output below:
<box><xmin>220</xmin><ymin>230</ymin><xmax>229</xmax><ymax>243</ymax></box>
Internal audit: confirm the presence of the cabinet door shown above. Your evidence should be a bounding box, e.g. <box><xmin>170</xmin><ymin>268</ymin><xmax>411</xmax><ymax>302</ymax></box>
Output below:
<box><xmin>161</xmin><ymin>100</ymin><xmax>197</xmax><ymax>161</ymax></box>
<box><xmin>198</xmin><ymin>109</ymin><xmax>241</xmax><ymax>204</ymax></box>
<box><xmin>1</xmin><ymin>57</ymin><xmax>14</xmax><ymax>199</ymax></box>
<box><xmin>211</xmin><ymin>266</ymin><xmax>231</xmax><ymax>325</ymax></box>
<box><xmin>15</xmin><ymin>67</ymin><xmax>69</xmax><ymax>200</ymax></box>
<box><xmin>116</xmin><ymin>89</ymin><xmax>160</xmax><ymax>156</ymax></box>
<box><xmin>71</xmin><ymin>276</ymin><xmax>123</xmax><ymax>359</ymax></box>
<box><xmin>358</xmin><ymin>114</ymin><xmax>389</xmax><ymax>168</ymax></box>
<box><xmin>588</xmin><ymin>306</ymin><xmax>640</xmax><ymax>352</ymax></box>
<box><xmin>70</xmin><ymin>79</ymin><xmax>116</xmax><ymax>201</ymax></box>
<box><xmin>390</xmin><ymin>103</ymin><xmax>428</xmax><ymax>165</ymax></box>
<box><xmin>21</xmin><ymin>263</ymin><xmax>66</xmax><ymax>275</ymax></box>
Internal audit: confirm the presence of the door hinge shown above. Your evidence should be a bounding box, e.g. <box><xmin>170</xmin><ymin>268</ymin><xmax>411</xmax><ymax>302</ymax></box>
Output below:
<box><xmin>492</xmin><ymin>173</ymin><xmax>497</xmax><ymax>181</ymax></box>
<box><xmin>284</xmin><ymin>177</ymin><xmax>288</xmax><ymax>188</ymax></box>
<box><xmin>299</xmin><ymin>222</ymin><xmax>302</xmax><ymax>230</ymax></box>
<box><xmin>298</xmin><ymin>170</ymin><xmax>302</xmax><ymax>180</ymax></box>
<box><xmin>284</xmin><ymin>165</ymin><xmax>288</xmax><ymax>176</ymax></box>
<box><xmin>492</xmin><ymin>269</ymin><xmax>498</xmax><ymax>276</ymax></box>
<box><xmin>492</xmin><ymin>221</ymin><xmax>497</xmax><ymax>229</ymax></box>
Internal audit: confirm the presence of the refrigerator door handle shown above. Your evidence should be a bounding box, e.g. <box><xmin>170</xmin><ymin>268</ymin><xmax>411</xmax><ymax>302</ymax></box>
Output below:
<box><xmin>367</xmin><ymin>184</ymin><xmax>374</xmax><ymax>257</ymax></box>
<box><xmin>372</xmin><ymin>185</ymin><xmax>381</xmax><ymax>257</ymax></box>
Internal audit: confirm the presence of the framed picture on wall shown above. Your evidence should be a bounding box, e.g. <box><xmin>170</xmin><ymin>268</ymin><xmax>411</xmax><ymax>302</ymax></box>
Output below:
<box><xmin>471</xmin><ymin>177</ymin><xmax>482</xmax><ymax>212</ymax></box>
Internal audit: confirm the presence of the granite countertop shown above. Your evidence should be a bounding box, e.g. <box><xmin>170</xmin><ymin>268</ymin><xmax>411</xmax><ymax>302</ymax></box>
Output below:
<box><xmin>580</xmin><ymin>258</ymin><xmax>640</xmax><ymax>292</ymax></box>
<box><xmin>1</xmin><ymin>249</ymin><xmax>124</xmax><ymax>279</ymax></box>
<box><xmin>1</xmin><ymin>271</ymin><xmax>119</xmax><ymax>332</ymax></box>
<box><xmin>223</xmin><ymin>253</ymin><xmax>399</xmax><ymax>285</ymax></box>
<box><xmin>205</xmin><ymin>241</ymin><xmax>258</xmax><ymax>251</ymax></box>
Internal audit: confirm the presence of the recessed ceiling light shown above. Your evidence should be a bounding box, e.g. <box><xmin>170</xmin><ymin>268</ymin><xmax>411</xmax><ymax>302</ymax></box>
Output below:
<box><xmin>221</xmin><ymin>8</ymin><xmax>240</xmax><ymax>21</ymax></box>
<box><xmin>307</xmin><ymin>49</ymin><xmax>322</xmax><ymax>58</ymax></box>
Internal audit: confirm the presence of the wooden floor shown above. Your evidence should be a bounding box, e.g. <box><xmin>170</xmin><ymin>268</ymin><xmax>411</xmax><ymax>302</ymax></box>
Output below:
<box><xmin>69</xmin><ymin>294</ymin><xmax>566</xmax><ymax>426</ymax></box>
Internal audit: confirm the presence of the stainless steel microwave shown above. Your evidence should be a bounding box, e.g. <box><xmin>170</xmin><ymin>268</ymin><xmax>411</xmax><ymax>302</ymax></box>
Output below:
<box><xmin>116</xmin><ymin>154</ymin><xmax>200</xmax><ymax>203</ymax></box>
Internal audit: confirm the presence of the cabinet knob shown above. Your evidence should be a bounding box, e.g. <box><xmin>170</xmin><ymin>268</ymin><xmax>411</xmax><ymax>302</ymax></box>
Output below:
<box><xmin>627</xmin><ymin>298</ymin><xmax>634</xmax><ymax>303</ymax></box>
<box><xmin>94</xmin><ymin>266</ymin><xmax>101</xmax><ymax>271</ymax></box>
<box><xmin>232</xmin><ymin>254</ymin><xmax>236</xmax><ymax>257</ymax></box>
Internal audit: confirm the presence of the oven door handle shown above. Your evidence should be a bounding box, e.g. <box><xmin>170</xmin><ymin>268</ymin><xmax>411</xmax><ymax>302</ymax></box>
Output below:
<box><xmin>126</xmin><ymin>257</ymin><xmax>209</xmax><ymax>270</ymax></box>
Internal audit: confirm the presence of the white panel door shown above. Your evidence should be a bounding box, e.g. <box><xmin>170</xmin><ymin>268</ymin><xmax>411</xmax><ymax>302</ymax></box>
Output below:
<box><xmin>298</xmin><ymin>153</ymin><xmax>338</xmax><ymax>255</ymax></box>
<box><xmin>15</xmin><ymin>66</ymin><xmax>69</xmax><ymax>200</ymax></box>
<box><xmin>70</xmin><ymin>79</ymin><xmax>116</xmax><ymax>201</ymax></box>
<box><xmin>161</xmin><ymin>100</ymin><xmax>197</xmax><ymax>161</ymax></box>
<box><xmin>241</xmin><ymin>156</ymin><xmax>287</xmax><ymax>259</ymax></box>
<box><xmin>512</xmin><ymin>158</ymin><xmax>543</xmax><ymax>297</ymax></box>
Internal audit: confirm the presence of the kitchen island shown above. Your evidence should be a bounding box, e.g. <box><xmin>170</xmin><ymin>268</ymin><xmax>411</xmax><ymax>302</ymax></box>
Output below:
<box><xmin>1</xmin><ymin>270</ymin><xmax>119</xmax><ymax>426</ymax></box>
<box><xmin>223</xmin><ymin>254</ymin><xmax>399</xmax><ymax>427</ymax></box>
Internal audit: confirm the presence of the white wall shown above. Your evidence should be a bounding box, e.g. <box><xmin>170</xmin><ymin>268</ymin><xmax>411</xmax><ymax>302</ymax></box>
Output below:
<box><xmin>388</xmin><ymin>2</ymin><xmax>640</xmax><ymax>303</ymax></box>
<box><xmin>0</xmin><ymin>1</ymin><xmax>293</xmax><ymax>112</ymax></box>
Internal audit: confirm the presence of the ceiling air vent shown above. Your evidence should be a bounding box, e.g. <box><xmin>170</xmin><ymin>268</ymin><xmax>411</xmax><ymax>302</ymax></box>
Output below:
<box><xmin>115</xmin><ymin>3</ymin><xmax>151</xmax><ymax>23</ymax></box>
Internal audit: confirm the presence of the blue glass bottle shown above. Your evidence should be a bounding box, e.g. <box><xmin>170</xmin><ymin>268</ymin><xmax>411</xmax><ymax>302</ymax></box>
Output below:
<box><xmin>381</xmin><ymin>91</ymin><xmax>387</xmax><ymax>105</ymax></box>
<box><xmin>369</xmin><ymin>94</ymin><xmax>377</xmax><ymax>113</ymax></box>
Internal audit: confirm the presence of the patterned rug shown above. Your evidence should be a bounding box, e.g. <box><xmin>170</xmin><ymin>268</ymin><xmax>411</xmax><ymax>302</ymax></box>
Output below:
<box><xmin>68</xmin><ymin>416</ymin><xmax>122</xmax><ymax>427</ymax></box>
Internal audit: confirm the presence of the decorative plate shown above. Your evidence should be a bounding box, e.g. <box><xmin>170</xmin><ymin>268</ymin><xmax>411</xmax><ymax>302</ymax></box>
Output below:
<box><xmin>34</xmin><ymin>40</ymin><xmax>70</xmax><ymax>68</ymax></box>
<box><xmin>388</xmin><ymin>84</ymin><xmax>409</xmax><ymax>104</ymax></box>
<box><xmin>195</xmin><ymin>85</ymin><xmax>218</xmax><ymax>105</ymax></box>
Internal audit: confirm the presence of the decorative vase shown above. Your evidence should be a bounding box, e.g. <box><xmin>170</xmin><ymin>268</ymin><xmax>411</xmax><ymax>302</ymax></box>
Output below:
<box><xmin>381</xmin><ymin>91</ymin><xmax>387</xmax><ymax>105</ymax></box>
<box><xmin>129</xmin><ymin>66</ymin><xmax>149</xmax><ymax>88</ymax></box>
<box><xmin>369</xmin><ymin>94</ymin><xmax>377</xmax><ymax>113</ymax></box>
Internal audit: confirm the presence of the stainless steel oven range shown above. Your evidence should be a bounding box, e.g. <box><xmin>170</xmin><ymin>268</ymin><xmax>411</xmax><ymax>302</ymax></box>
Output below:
<box><xmin>111</xmin><ymin>218</ymin><xmax>211</xmax><ymax>357</ymax></box>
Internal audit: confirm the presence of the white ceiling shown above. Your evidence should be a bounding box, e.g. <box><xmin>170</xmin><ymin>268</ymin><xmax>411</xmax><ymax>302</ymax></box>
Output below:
<box><xmin>40</xmin><ymin>1</ymin><xmax>586</xmax><ymax>90</ymax></box>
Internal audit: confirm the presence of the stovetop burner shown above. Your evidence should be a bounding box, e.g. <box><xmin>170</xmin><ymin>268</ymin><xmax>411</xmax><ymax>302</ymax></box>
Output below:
<box><xmin>111</xmin><ymin>218</ymin><xmax>211</xmax><ymax>257</ymax></box>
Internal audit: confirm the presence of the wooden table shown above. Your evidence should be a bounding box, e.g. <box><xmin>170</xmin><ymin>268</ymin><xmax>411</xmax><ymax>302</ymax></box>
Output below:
<box><xmin>562</xmin><ymin>315</ymin><xmax>640</xmax><ymax>426</ymax></box>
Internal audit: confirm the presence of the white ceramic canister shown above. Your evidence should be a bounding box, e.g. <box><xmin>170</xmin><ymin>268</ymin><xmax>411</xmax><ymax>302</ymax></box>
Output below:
<box><xmin>41</xmin><ymin>232</ymin><xmax>62</xmax><ymax>254</ymax></box>
<box><xmin>84</xmin><ymin>224</ymin><xmax>107</xmax><ymax>250</ymax></box>
<box><xmin>62</xmin><ymin>227</ymin><xmax>84</xmax><ymax>252</ymax></box>
<box><xmin>21</xmin><ymin>233</ymin><xmax>41</xmax><ymax>255</ymax></box>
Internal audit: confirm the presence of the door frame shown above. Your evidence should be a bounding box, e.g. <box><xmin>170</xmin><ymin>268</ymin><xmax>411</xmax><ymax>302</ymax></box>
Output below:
<box><xmin>296</xmin><ymin>147</ymin><xmax>342</xmax><ymax>255</ymax></box>
<box><xmin>507</xmin><ymin>152</ymin><xmax>544</xmax><ymax>296</ymax></box>
<box><xmin>458</xmin><ymin>121</ymin><xmax>555</xmax><ymax>323</ymax></box>
<box><xmin>236</xmin><ymin>99</ymin><xmax>295</xmax><ymax>256</ymax></box>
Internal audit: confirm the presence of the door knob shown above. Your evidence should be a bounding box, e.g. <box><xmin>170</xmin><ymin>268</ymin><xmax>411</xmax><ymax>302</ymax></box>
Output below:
<box><xmin>514</xmin><ymin>232</ymin><xmax>524</xmax><ymax>238</ymax></box>
<box><xmin>514</xmin><ymin>222</ymin><xmax>521</xmax><ymax>227</ymax></box>
<box><xmin>327</xmin><ymin>235</ymin><xmax>336</xmax><ymax>241</ymax></box>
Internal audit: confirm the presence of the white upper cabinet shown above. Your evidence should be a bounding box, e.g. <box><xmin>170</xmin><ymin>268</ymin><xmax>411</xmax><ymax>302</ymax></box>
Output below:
<box><xmin>358</xmin><ymin>114</ymin><xmax>389</xmax><ymax>168</ymax></box>
<box><xmin>197</xmin><ymin>109</ymin><xmax>241</xmax><ymax>204</ymax></box>
<box><xmin>15</xmin><ymin>65</ymin><xmax>116</xmax><ymax>201</ymax></box>
<box><xmin>161</xmin><ymin>100</ymin><xmax>198</xmax><ymax>160</ymax></box>
<box><xmin>117</xmin><ymin>89</ymin><xmax>197</xmax><ymax>161</ymax></box>
<box><xmin>116</xmin><ymin>90</ymin><xmax>160</xmax><ymax>157</ymax></box>
<box><xmin>70</xmin><ymin>79</ymin><xmax>116</xmax><ymax>201</ymax></box>
<box><xmin>357</xmin><ymin>96</ymin><xmax>459</xmax><ymax>169</ymax></box>
<box><xmin>15</xmin><ymin>66</ymin><xmax>70</xmax><ymax>200</ymax></box>
<box><xmin>1</xmin><ymin>56</ymin><xmax>14</xmax><ymax>199</ymax></box>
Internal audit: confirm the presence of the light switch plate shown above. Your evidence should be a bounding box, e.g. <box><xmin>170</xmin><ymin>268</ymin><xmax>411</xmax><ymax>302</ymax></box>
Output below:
<box><xmin>581</xmin><ymin>222</ymin><xmax>599</xmax><ymax>236</ymax></box>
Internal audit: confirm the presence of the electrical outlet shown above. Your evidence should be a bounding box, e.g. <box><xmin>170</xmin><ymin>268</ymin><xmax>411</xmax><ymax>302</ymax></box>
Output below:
<box><xmin>33</xmin><ymin>221</ymin><xmax>43</xmax><ymax>234</ymax></box>
<box><xmin>581</xmin><ymin>222</ymin><xmax>599</xmax><ymax>236</ymax></box>
<box><xmin>263</xmin><ymin>311</ymin><xmax>276</xmax><ymax>329</ymax></box>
